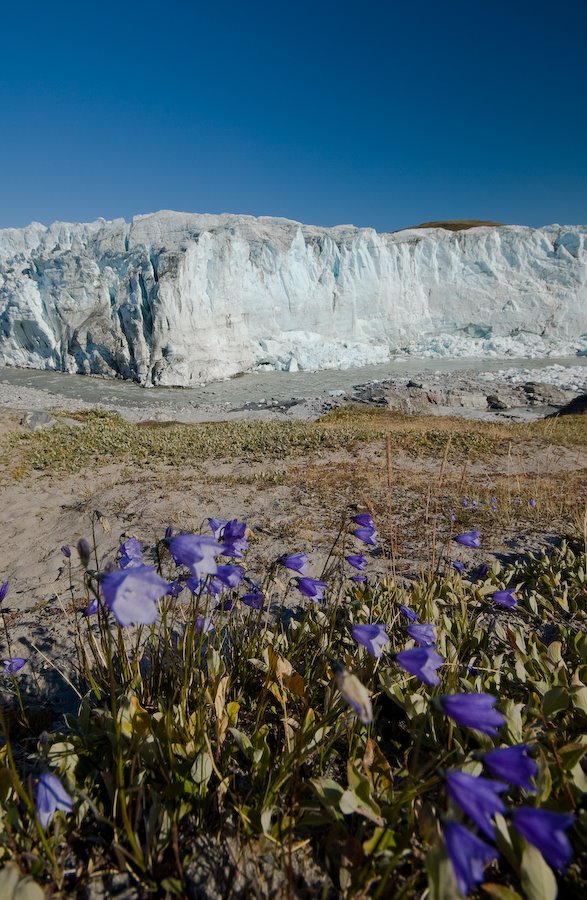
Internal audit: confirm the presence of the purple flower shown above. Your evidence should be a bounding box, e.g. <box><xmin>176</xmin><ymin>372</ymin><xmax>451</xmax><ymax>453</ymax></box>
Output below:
<box><xmin>82</xmin><ymin>599</ymin><xmax>99</xmax><ymax>616</ymax></box>
<box><xmin>528</xmin><ymin>498</ymin><xmax>537</xmax><ymax>508</ymax></box>
<box><xmin>483</xmin><ymin>745</ymin><xmax>538</xmax><ymax>792</ymax></box>
<box><xmin>215</xmin><ymin>596</ymin><xmax>234</xmax><ymax>612</ymax></box>
<box><xmin>278</xmin><ymin>553</ymin><xmax>309</xmax><ymax>574</ymax></box>
<box><xmin>2</xmin><ymin>657</ymin><xmax>26</xmax><ymax>674</ymax></box>
<box><xmin>241</xmin><ymin>590</ymin><xmax>264</xmax><ymax>610</ymax></box>
<box><xmin>399</xmin><ymin>604</ymin><xmax>418</xmax><ymax>622</ymax></box>
<box><xmin>491</xmin><ymin>589</ymin><xmax>517</xmax><ymax>608</ymax></box>
<box><xmin>164</xmin><ymin>525</ymin><xmax>174</xmax><ymax>539</ymax></box>
<box><xmin>208</xmin><ymin>517</ymin><xmax>228</xmax><ymax>537</ymax></box>
<box><xmin>0</xmin><ymin>582</ymin><xmax>8</xmax><ymax>603</ymax></box>
<box><xmin>351</xmin><ymin>623</ymin><xmax>389</xmax><ymax>658</ymax></box>
<box><xmin>61</xmin><ymin>546</ymin><xmax>71</xmax><ymax>559</ymax></box>
<box><xmin>77</xmin><ymin>538</ymin><xmax>92</xmax><ymax>567</ymax></box>
<box><xmin>186</xmin><ymin>575</ymin><xmax>223</xmax><ymax>597</ymax></box>
<box><xmin>407</xmin><ymin>623</ymin><xmax>436</xmax><ymax>646</ymax></box>
<box><xmin>296</xmin><ymin>577</ymin><xmax>327</xmax><ymax>602</ymax></box>
<box><xmin>101</xmin><ymin>566</ymin><xmax>168</xmax><ymax>627</ymax></box>
<box><xmin>352</xmin><ymin>526</ymin><xmax>378</xmax><ymax>546</ymax></box>
<box><xmin>351</xmin><ymin>575</ymin><xmax>368</xmax><ymax>583</ymax></box>
<box><xmin>395</xmin><ymin>647</ymin><xmax>443</xmax><ymax>685</ymax></box>
<box><xmin>512</xmin><ymin>808</ymin><xmax>575</xmax><ymax>870</ymax></box>
<box><xmin>474</xmin><ymin>563</ymin><xmax>490</xmax><ymax>582</ymax></box>
<box><xmin>215</xmin><ymin>564</ymin><xmax>244</xmax><ymax>589</ymax></box>
<box><xmin>346</xmin><ymin>554</ymin><xmax>367</xmax><ymax>571</ymax></box>
<box><xmin>352</xmin><ymin>513</ymin><xmax>374</xmax><ymax>528</ymax></box>
<box><xmin>214</xmin><ymin>519</ymin><xmax>248</xmax><ymax>558</ymax></box>
<box><xmin>196</xmin><ymin>616</ymin><xmax>214</xmax><ymax>635</ymax></box>
<box><xmin>166</xmin><ymin>579</ymin><xmax>184</xmax><ymax>598</ymax></box>
<box><xmin>439</xmin><ymin>693</ymin><xmax>505</xmax><ymax>736</ymax></box>
<box><xmin>443</xmin><ymin>821</ymin><xmax>498</xmax><ymax>896</ymax></box>
<box><xmin>454</xmin><ymin>530</ymin><xmax>481</xmax><ymax>549</ymax></box>
<box><xmin>36</xmin><ymin>773</ymin><xmax>73</xmax><ymax>828</ymax></box>
<box><xmin>169</xmin><ymin>534</ymin><xmax>221</xmax><ymax>579</ymax></box>
<box><xmin>118</xmin><ymin>537</ymin><xmax>144</xmax><ymax>569</ymax></box>
<box><xmin>445</xmin><ymin>770</ymin><xmax>507</xmax><ymax>839</ymax></box>
<box><xmin>453</xmin><ymin>560</ymin><xmax>465</xmax><ymax>574</ymax></box>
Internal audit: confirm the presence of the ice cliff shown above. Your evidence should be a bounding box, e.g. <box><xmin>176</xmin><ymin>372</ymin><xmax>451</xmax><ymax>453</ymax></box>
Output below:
<box><xmin>0</xmin><ymin>210</ymin><xmax>586</xmax><ymax>386</ymax></box>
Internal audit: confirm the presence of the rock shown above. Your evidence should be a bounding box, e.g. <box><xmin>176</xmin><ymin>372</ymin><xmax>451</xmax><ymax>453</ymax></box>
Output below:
<box><xmin>487</xmin><ymin>394</ymin><xmax>508</xmax><ymax>410</ymax></box>
<box><xmin>546</xmin><ymin>393</ymin><xmax>587</xmax><ymax>417</ymax></box>
<box><xmin>19</xmin><ymin>410</ymin><xmax>57</xmax><ymax>429</ymax></box>
<box><xmin>522</xmin><ymin>382</ymin><xmax>570</xmax><ymax>406</ymax></box>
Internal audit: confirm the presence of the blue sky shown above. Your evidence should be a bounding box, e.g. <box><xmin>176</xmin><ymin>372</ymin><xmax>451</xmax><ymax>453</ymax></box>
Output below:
<box><xmin>1</xmin><ymin>0</ymin><xmax>586</xmax><ymax>231</ymax></box>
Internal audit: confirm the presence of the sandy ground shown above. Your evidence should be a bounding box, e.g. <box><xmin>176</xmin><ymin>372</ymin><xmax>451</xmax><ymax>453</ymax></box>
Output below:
<box><xmin>1</xmin><ymin>364</ymin><xmax>586</xmax><ymax>718</ymax></box>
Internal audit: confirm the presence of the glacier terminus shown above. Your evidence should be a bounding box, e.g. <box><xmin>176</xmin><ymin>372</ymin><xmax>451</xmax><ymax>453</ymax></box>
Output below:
<box><xmin>0</xmin><ymin>211</ymin><xmax>586</xmax><ymax>387</ymax></box>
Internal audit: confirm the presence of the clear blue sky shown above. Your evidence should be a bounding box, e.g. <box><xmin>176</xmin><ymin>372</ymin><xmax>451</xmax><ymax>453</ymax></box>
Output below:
<box><xmin>1</xmin><ymin>0</ymin><xmax>586</xmax><ymax>231</ymax></box>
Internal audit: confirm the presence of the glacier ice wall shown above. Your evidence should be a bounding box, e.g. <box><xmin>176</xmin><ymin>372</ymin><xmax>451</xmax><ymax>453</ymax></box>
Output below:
<box><xmin>0</xmin><ymin>210</ymin><xmax>586</xmax><ymax>386</ymax></box>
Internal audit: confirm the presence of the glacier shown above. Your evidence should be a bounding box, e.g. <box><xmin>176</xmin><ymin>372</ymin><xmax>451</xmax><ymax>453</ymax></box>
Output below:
<box><xmin>0</xmin><ymin>210</ymin><xmax>586</xmax><ymax>386</ymax></box>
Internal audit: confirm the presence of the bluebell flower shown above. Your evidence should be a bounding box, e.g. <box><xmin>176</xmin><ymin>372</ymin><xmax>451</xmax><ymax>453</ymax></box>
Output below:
<box><xmin>443</xmin><ymin>821</ymin><xmax>498</xmax><ymax>896</ymax></box>
<box><xmin>399</xmin><ymin>604</ymin><xmax>418</xmax><ymax>622</ymax></box>
<box><xmin>61</xmin><ymin>546</ymin><xmax>71</xmax><ymax>559</ymax></box>
<box><xmin>445</xmin><ymin>770</ymin><xmax>507</xmax><ymax>839</ymax></box>
<box><xmin>2</xmin><ymin>657</ymin><xmax>26</xmax><ymax>674</ymax></box>
<box><xmin>407</xmin><ymin>623</ymin><xmax>436</xmax><ymax>646</ymax></box>
<box><xmin>296</xmin><ymin>577</ymin><xmax>327</xmax><ymax>601</ymax></box>
<box><xmin>82</xmin><ymin>598</ymin><xmax>99</xmax><ymax>616</ymax></box>
<box><xmin>439</xmin><ymin>693</ymin><xmax>505</xmax><ymax>736</ymax></box>
<box><xmin>345</xmin><ymin>554</ymin><xmax>367</xmax><ymax>571</ymax></box>
<box><xmin>77</xmin><ymin>538</ymin><xmax>92</xmax><ymax>568</ymax></box>
<box><xmin>241</xmin><ymin>590</ymin><xmax>264</xmax><ymax>610</ymax></box>
<box><xmin>187</xmin><ymin>575</ymin><xmax>224</xmax><ymax>596</ymax></box>
<box><xmin>218</xmin><ymin>519</ymin><xmax>249</xmax><ymax>558</ymax></box>
<box><xmin>278</xmin><ymin>553</ymin><xmax>309</xmax><ymax>574</ymax></box>
<box><xmin>208</xmin><ymin>517</ymin><xmax>228</xmax><ymax>537</ymax></box>
<box><xmin>491</xmin><ymin>589</ymin><xmax>517</xmax><ymax>608</ymax></box>
<box><xmin>396</xmin><ymin>647</ymin><xmax>443</xmax><ymax>685</ymax></box>
<box><xmin>352</xmin><ymin>526</ymin><xmax>378</xmax><ymax>546</ymax></box>
<box><xmin>512</xmin><ymin>808</ymin><xmax>575</xmax><ymax>870</ymax></box>
<box><xmin>482</xmin><ymin>745</ymin><xmax>538</xmax><ymax>792</ymax></box>
<box><xmin>101</xmin><ymin>566</ymin><xmax>168</xmax><ymax>627</ymax></box>
<box><xmin>215</xmin><ymin>564</ymin><xmax>245</xmax><ymax>588</ymax></box>
<box><xmin>166</xmin><ymin>579</ymin><xmax>184</xmax><ymax>598</ymax></box>
<box><xmin>453</xmin><ymin>560</ymin><xmax>465</xmax><ymax>574</ymax></box>
<box><xmin>454</xmin><ymin>530</ymin><xmax>481</xmax><ymax>549</ymax></box>
<box><xmin>351</xmin><ymin>623</ymin><xmax>389</xmax><ymax>658</ymax></box>
<box><xmin>474</xmin><ymin>563</ymin><xmax>490</xmax><ymax>582</ymax></box>
<box><xmin>118</xmin><ymin>537</ymin><xmax>144</xmax><ymax>569</ymax></box>
<box><xmin>36</xmin><ymin>773</ymin><xmax>73</xmax><ymax>828</ymax></box>
<box><xmin>169</xmin><ymin>534</ymin><xmax>221</xmax><ymax>579</ymax></box>
<box><xmin>352</xmin><ymin>513</ymin><xmax>374</xmax><ymax>528</ymax></box>
<box><xmin>528</xmin><ymin>498</ymin><xmax>536</xmax><ymax>508</ymax></box>
<box><xmin>196</xmin><ymin>616</ymin><xmax>214</xmax><ymax>635</ymax></box>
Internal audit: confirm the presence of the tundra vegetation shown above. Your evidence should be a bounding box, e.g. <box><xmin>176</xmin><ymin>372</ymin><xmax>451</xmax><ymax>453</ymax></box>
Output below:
<box><xmin>0</xmin><ymin>406</ymin><xmax>586</xmax><ymax>898</ymax></box>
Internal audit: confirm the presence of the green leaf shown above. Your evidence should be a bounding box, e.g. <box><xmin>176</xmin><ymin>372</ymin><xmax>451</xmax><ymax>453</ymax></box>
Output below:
<box><xmin>519</xmin><ymin>844</ymin><xmax>557</xmax><ymax>900</ymax></box>
<box><xmin>190</xmin><ymin>751</ymin><xmax>213</xmax><ymax>785</ymax></box>
<box><xmin>482</xmin><ymin>885</ymin><xmax>523</xmax><ymax>900</ymax></box>
<box><xmin>570</xmin><ymin>684</ymin><xmax>587</xmax><ymax>715</ymax></box>
<box><xmin>0</xmin><ymin>866</ymin><xmax>44</xmax><ymax>900</ymax></box>
<box><xmin>542</xmin><ymin>687</ymin><xmax>569</xmax><ymax>719</ymax></box>
<box><xmin>425</xmin><ymin>838</ymin><xmax>458</xmax><ymax>900</ymax></box>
